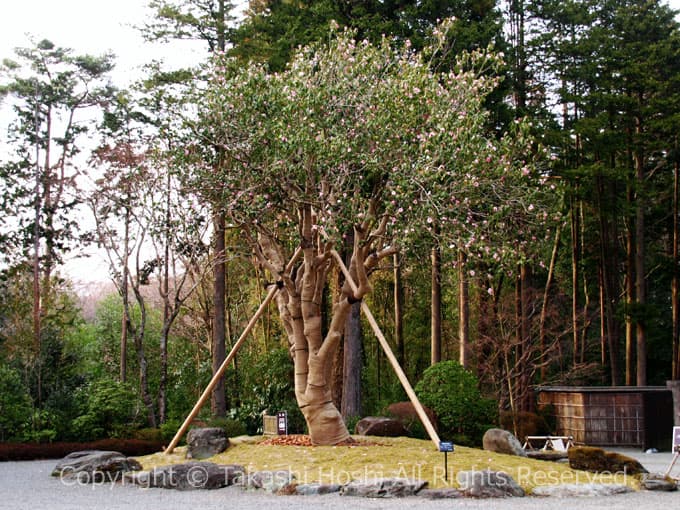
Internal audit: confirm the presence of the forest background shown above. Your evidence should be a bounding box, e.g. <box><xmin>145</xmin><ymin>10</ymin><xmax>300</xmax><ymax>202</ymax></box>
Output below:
<box><xmin>1</xmin><ymin>0</ymin><xmax>680</xmax><ymax>446</ymax></box>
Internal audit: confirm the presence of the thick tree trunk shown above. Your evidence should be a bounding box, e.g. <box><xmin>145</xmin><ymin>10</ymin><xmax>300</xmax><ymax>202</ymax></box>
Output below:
<box><xmin>211</xmin><ymin>212</ymin><xmax>227</xmax><ymax>417</ymax></box>
<box><xmin>263</xmin><ymin>205</ymin><xmax>395</xmax><ymax>445</ymax></box>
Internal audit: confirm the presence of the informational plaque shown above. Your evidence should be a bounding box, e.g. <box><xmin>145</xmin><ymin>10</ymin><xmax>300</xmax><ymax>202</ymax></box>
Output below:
<box><xmin>439</xmin><ymin>441</ymin><xmax>454</xmax><ymax>452</ymax></box>
<box><xmin>673</xmin><ymin>426</ymin><xmax>680</xmax><ymax>453</ymax></box>
<box><xmin>277</xmin><ymin>411</ymin><xmax>288</xmax><ymax>435</ymax></box>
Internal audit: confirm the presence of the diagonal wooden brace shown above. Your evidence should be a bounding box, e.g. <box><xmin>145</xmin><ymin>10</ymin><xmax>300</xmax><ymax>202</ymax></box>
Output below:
<box><xmin>164</xmin><ymin>248</ymin><xmax>302</xmax><ymax>454</ymax></box>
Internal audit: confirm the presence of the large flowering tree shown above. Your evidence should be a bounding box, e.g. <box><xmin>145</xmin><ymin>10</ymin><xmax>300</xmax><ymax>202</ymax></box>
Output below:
<box><xmin>182</xmin><ymin>26</ymin><xmax>552</xmax><ymax>445</ymax></box>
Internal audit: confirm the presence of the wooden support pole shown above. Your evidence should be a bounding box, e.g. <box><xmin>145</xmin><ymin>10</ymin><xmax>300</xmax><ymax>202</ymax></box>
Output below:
<box><xmin>665</xmin><ymin>450</ymin><xmax>680</xmax><ymax>479</ymax></box>
<box><xmin>331</xmin><ymin>250</ymin><xmax>442</xmax><ymax>450</ymax></box>
<box><xmin>165</xmin><ymin>283</ymin><xmax>280</xmax><ymax>453</ymax></box>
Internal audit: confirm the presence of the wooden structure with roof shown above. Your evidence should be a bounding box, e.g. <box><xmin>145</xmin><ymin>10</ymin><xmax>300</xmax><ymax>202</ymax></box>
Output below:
<box><xmin>537</xmin><ymin>386</ymin><xmax>674</xmax><ymax>451</ymax></box>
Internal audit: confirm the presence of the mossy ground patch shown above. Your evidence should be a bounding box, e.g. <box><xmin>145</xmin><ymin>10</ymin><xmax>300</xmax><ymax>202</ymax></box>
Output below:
<box><xmin>138</xmin><ymin>435</ymin><xmax>640</xmax><ymax>491</ymax></box>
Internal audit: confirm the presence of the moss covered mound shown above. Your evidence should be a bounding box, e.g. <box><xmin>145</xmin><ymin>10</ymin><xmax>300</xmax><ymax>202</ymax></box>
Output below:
<box><xmin>568</xmin><ymin>446</ymin><xmax>648</xmax><ymax>475</ymax></box>
<box><xmin>138</xmin><ymin>436</ymin><xmax>641</xmax><ymax>491</ymax></box>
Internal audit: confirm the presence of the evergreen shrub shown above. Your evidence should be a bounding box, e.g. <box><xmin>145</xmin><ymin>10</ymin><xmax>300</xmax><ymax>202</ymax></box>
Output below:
<box><xmin>415</xmin><ymin>361</ymin><xmax>498</xmax><ymax>446</ymax></box>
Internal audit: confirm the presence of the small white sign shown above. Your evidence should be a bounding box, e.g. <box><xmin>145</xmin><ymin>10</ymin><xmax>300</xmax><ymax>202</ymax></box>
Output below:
<box><xmin>673</xmin><ymin>426</ymin><xmax>680</xmax><ymax>452</ymax></box>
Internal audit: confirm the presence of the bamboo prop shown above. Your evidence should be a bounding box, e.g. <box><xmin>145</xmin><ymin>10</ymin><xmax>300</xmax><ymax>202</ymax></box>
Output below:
<box><xmin>665</xmin><ymin>450</ymin><xmax>680</xmax><ymax>479</ymax></box>
<box><xmin>164</xmin><ymin>283</ymin><xmax>280</xmax><ymax>453</ymax></box>
<box><xmin>331</xmin><ymin>250</ymin><xmax>442</xmax><ymax>450</ymax></box>
<box><xmin>165</xmin><ymin>248</ymin><xmax>302</xmax><ymax>454</ymax></box>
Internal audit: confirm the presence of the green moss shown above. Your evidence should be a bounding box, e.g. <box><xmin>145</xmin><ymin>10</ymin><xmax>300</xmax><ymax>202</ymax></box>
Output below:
<box><xmin>137</xmin><ymin>436</ymin><xmax>640</xmax><ymax>490</ymax></box>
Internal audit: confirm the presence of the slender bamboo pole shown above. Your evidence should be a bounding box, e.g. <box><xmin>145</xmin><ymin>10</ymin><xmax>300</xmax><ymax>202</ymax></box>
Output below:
<box><xmin>331</xmin><ymin>250</ymin><xmax>441</xmax><ymax>450</ymax></box>
<box><xmin>165</xmin><ymin>283</ymin><xmax>280</xmax><ymax>453</ymax></box>
<box><xmin>165</xmin><ymin>248</ymin><xmax>302</xmax><ymax>454</ymax></box>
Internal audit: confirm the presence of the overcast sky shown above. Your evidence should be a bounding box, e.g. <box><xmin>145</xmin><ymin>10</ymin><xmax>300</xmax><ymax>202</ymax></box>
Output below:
<box><xmin>2</xmin><ymin>1</ymin><xmax>678</xmax><ymax>81</ymax></box>
<box><xmin>0</xmin><ymin>0</ymin><xmax>226</xmax><ymax>86</ymax></box>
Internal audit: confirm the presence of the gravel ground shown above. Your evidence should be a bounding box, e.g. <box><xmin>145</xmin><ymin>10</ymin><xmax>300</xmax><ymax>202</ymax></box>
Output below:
<box><xmin>1</xmin><ymin>449</ymin><xmax>679</xmax><ymax>510</ymax></box>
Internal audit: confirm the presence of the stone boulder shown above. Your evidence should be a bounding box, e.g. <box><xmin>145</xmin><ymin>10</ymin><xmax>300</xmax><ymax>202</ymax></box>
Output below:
<box><xmin>526</xmin><ymin>450</ymin><xmax>568</xmax><ymax>462</ymax></box>
<box><xmin>294</xmin><ymin>483</ymin><xmax>343</xmax><ymax>495</ymax></box>
<box><xmin>243</xmin><ymin>470</ymin><xmax>296</xmax><ymax>493</ymax></box>
<box><xmin>457</xmin><ymin>470</ymin><xmax>525</xmax><ymax>498</ymax></box>
<box><xmin>482</xmin><ymin>428</ymin><xmax>527</xmax><ymax>457</ymax></box>
<box><xmin>641</xmin><ymin>473</ymin><xmax>678</xmax><ymax>491</ymax></box>
<box><xmin>568</xmin><ymin>446</ymin><xmax>647</xmax><ymax>475</ymax></box>
<box><xmin>126</xmin><ymin>462</ymin><xmax>245</xmax><ymax>490</ymax></box>
<box><xmin>340</xmin><ymin>478</ymin><xmax>428</xmax><ymax>498</ymax></box>
<box><xmin>51</xmin><ymin>450</ymin><xmax>142</xmax><ymax>483</ymax></box>
<box><xmin>186</xmin><ymin>427</ymin><xmax>229</xmax><ymax>459</ymax></box>
<box><xmin>418</xmin><ymin>488</ymin><xmax>464</xmax><ymax>499</ymax></box>
<box><xmin>355</xmin><ymin>417</ymin><xmax>408</xmax><ymax>437</ymax></box>
<box><xmin>531</xmin><ymin>483</ymin><xmax>632</xmax><ymax>497</ymax></box>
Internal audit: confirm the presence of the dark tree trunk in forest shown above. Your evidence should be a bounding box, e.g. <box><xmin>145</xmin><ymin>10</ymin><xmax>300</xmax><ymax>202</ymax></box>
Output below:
<box><xmin>341</xmin><ymin>233</ymin><xmax>362</xmax><ymax>420</ymax></box>
<box><xmin>673</xmin><ymin>154</ymin><xmax>680</xmax><ymax>380</ymax></box>
<box><xmin>341</xmin><ymin>301</ymin><xmax>362</xmax><ymax>420</ymax></box>
<box><xmin>129</xmin><ymin>285</ymin><xmax>157</xmax><ymax>428</ymax></box>
<box><xmin>634</xmin><ymin>118</ymin><xmax>646</xmax><ymax>386</ymax></box>
<box><xmin>211</xmin><ymin>212</ymin><xmax>227</xmax><ymax>417</ymax></box>
<box><xmin>539</xmin><ymin>221</ymin><xmax>562</xmax><ymax>382</ymax></box>
<box><xmin>509</xmin><ymin>0</ymin><xmax>527</xmax><ymax>113</ymax></box>
<box><xmin>625</xmin><ymin>184</ymin><xmax>635</xmax><ymax>385</ymax></box>
<box><xmin>596</xmin><ymin>175</ymin><xmax>620</xmax><ymax>385</ymax></box>
<box><xmin>394</xmin><ymin>253</ymin><xmax>405</xmax><ymax>367</ymax></box>
<box><xmin>431</xmin><ymin>235</ymin><xmax>441</xmax><ymax>365</ymax></box>
<box><xmin>158</xmin><ymin>173</ymin><xmax>171</xmax><ymax>424</ymax></box>
<box><xmin>210</xmin><ymin>0</ymin><xmax>230</xmax><ymax>419</ymax></box>
<box><xmin>570</xmin><ymin>197</ymin><xmax>580</xmax><ymax>367</ymax></box>
<box><xmin>518</xmin><ymin>264</ymin><xmax>531</xmax><ymax>412</ymax></box>
<box><xmin>458</xmin><ymin>250</ymin><xmax>470</xmax><ymax>368</ymax></box>
<box><xmin>120</xmin><ymin>206</ymin><xmax>130</xmax><ymax>383</ymax></box>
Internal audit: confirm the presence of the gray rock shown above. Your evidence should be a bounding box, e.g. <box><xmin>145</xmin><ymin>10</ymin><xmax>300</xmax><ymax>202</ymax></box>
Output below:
<box><xmin>482</xmin><ymin>428</ymin><xmax>527</xmax><ymax>457</ymax></box>
<box><xmin>355</xmin><ymin>417</ymin><xmax>408</xmax><ymax>437</ymax></box>
<box><xmin>340</xmin><ymin>478</ymin><xmax>428</xmax><ymax>498</ymax></box>
<box><xmin>125</xmin><ymin>462</ymin><xmax>245</xmax><ymax>490</ymax></box>
<box><xmin>641</xmin><ymin>473</ymin><xmax>678</xmax><ymax>491</ymax></box>
<box><xmin>526</xmin><ymin>450</ymin><xmax>568</xmax><ymax>462</ymax></box>
<box><xmin>295</xmin><ymin>483</ymin><xmax>342</xmax><ymax>495</ymax></box>
<box><xmin>243</xmin><ymin>470</ymin><xmax>296</xmax><ymax>493</ymax></box>
<box><xmin>51</xmin><ymin>450</ymin><xmax>142</xmax><ymax>483</ymax></box>
<box><xmin>457</xmin><ymin>470</ymin><xmax>525</xmax><ymax>498</ymax></box>
<box><xmin>418</xmin><ymin>488</ymin><xmax>464</xmax><ymax>499</ymax></box>
<box><xmin>531</xmin><ymin>483</ymin><xmax>633</xmax><ymax>497</ymax></box>
<box><xmin>186</xmin><ymin>427</ymin><xmax>229</xmax><ymax>459</ymax></box>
